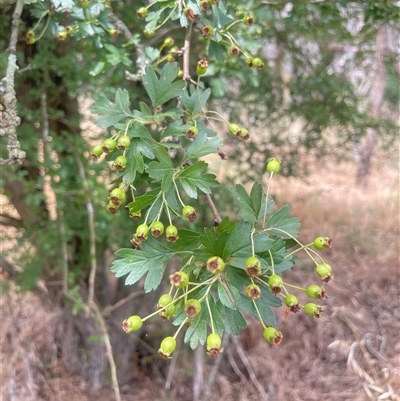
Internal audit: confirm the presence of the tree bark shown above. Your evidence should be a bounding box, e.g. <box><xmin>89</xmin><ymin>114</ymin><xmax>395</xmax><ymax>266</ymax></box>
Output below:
<box><xmin>355</xmin><ymin>27</ymin><xmax>388</xmax><ymax>185</ymax></box>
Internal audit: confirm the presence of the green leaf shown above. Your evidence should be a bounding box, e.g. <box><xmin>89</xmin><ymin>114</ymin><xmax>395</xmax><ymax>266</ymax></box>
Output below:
<box><xmin>142</xmin><ymin>64</ymin><xmax>185</xmax><ymax>107</ymax></box>
<box><xmin>92</xmin><ymin>89</ymin><xmax>132</xmax><ymax>128</ymax></box>
<box><xmin>208</xmin><ymin>41</ymin><xmax>226</xmax><ymax>62</ymax></box>
<box><xmin>217</xmin><ymin>281</ymin><xmax>241</xmax><ymax>309</ymax></box>
<box><xmin>208</xmin><ymin>296</ymin><xmax>225</xmax><ymax>336</ymax></box>
<box><xmin>122</xmin><ymin>140</ymin><xmax>145</xmax><ymax>182</ymax></box>
<box><xmin>129</xmin><ymin>122</ymin><xmax>153</xmax><ymax>140</ymax></box>
<box><xmin>182</xmin><ymin>132</ymin><xmax>222</xmax><ymax>162</ymax></box>
<box><xmin>153</xmin><ymin>143</ymin><xmax>174</xmax><ymax>166</ymax></box>
<box><xmin>161</xmin><ymin>119</ymin><xmax>189</xmax><ymax>139</ymax></box>
<box><xmin>222</xmin><ymin>306</ymin><xmax>247</xmax><ymax>335</ymax></box>
<box><xmin>229</xmin><ymin>181</ymin><xmax>266</xmax><ymax>223</ymax></box>
<box><xmin>176</xmin><ymin>161</ymin><xmax>219</xmax><ymax>198</ymax></box>
<box><xmin>147</xmin><ymin>161</ymin><xmax>174</xmax><ymax>192</ymax></box>
<box><xmin>180</xmin><ymin>85</ymin><xmax>212</xmax><ymax>116</ymax></box>
<box><xmin>184</xmin><ymin>307</ymin><xmax>208</xmax><ymax>349</ymax></box>
<box><xmin>265</xmin><ymin>204</ymin><xmax>300</xmax><ymax>238</ymax></box>
<box><xmin>111</xmin><ymin>238</ymin><xmax>175</xmax><ymax>292</ymax></box>
<box><xmin>125</xmin><ymin>193</ymin><xmax>159</xmax><ymax>213</ymax></box>
<box><xmin>229</xmin><ymin>184</ymin><xmax>257</xmax><ymax>223</ymax></box>
<box><xmin>223</xmin><ymin>222</ymin><xmax>251</xmax><ymax>259</ymax></box>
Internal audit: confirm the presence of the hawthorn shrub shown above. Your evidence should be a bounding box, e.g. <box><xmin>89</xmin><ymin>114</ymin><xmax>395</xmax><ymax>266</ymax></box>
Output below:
<box><xmin>20</xmin><ymin>0</ymin><xmax>335</xmax><ymax>359</ymax></box>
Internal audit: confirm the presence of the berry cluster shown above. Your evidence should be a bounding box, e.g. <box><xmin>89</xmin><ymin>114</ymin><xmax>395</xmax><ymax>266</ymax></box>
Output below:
<box><xmin>117</xmin><ymin>157</ymin><xmax>333</xmax><ymax>357</ymax></box>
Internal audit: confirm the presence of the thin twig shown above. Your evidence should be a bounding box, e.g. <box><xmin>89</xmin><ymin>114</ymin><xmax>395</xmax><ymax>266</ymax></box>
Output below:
<box><xmin>182</xmin><ymin>24</ymin><xmax>192</xmax><ymax>82</ymax></box>
<box><xmin>193</xmin><ymin>346</ymin><xmax>204</xmax><ymax>401</ymax></box>
<box><xmin>101</xmin><ymin>289</ymin><xmax>145</xmax><ymax>315</ymax></box>
<box><xmin>226</xmin><ymin>346</ymin><xmax>246</xmax><ymax>382</ymax></box>
<box><xmin>204</xmin><ymin>193</ymin><xmax>222</xmax><ymax>224</ymax></box>
<box><xmin>72</xmin><ymin>149</ymin><xmax>97</xmax><ymax>310</ymax></box>
<box><xmin>201</xmin><ymin>345</ymin><xmax>224</xmax><ymax>401</ymax></box>
<box><xmin>91</xmin><ymin>303</ymin><xmax>121</xmax><ymax>401</ymax></box>
<box><xmin>231</xmin><ymin>336</ymin><xmax>268</xmax><ymax>400</ymax></box>
<box><xmin>59</xmin><ymin>215</ymin><xmax>69</xmax><ymax>295</ymax></box>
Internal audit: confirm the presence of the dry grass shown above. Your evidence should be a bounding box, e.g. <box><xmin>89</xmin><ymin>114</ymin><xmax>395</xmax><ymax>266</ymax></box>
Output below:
<box><xmin>1</xmin><ymin>149</ymin><xmax>399</xmax><ymax>401</ymax></box>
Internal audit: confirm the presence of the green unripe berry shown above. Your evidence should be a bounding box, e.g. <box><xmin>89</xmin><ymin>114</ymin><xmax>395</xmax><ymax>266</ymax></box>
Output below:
<box><xmin>206</xmin><ymin>333</ymin><xmax>222</xmax><ymax>357</ymax></box>
<box><xmin>266</xmin><ymin>158</ymin><xmax>281</xmax><ymax>173</ymax></box>
<box><xmin>80</xmin><ymin>0</ymin><xmax>90</xmax><ymax>9</ymax></box>
<box><xmin>245</xmin><ymin>256</ymin><xmax>261</xmax><ymax>277</ymax></box>
<box><xmin>109</xmin><ymin>187</ymin><xmax>125</xmax><ymax>205</ymax></box>
<box><xmin>285</xmin><ymin>294</ymin><xmax>299</xmax><ymax>307</ymax></box>
<box><xmin>228</xmin><ymin>123</ymin><xmax>241</xmax><ymax>136</ymax></box>
<box><xmin>245</xmin><ymin>56</ymin><xmax>254</xmax><ymax>67</ymax></box>
<box><xmin>117</xmin><ymin>135</ymin><xmax>130</xmax><ymax>150</ymax></box>
<box><xmin>57</xmin><ymin>30</ymin><xmax>68</xmax><ymax>41</ymax></box>
<box><xmin>143</xmin><ymin>29</ymin><xmax>155</xmax><ymax>38</ymax></box>
<box><xmin>184</xmin><ymin>299</ymin><xmax>202</xmax><ymax>318</ymax></box>
<box><xmin>202</xmin><ymin>25</ymin><xmax>214</xmax><ymax>37</ymax></box>
<box><xmin>263</xmin><ymin>327</ymin><xmax>283</xmax><ymax>345</ymax></box>
<box><xmin>251</xmin><ymin>57</ymin><xmax>264</xmax><ymax>70</ymax></box>
<box><xmin>101</xmin><ymin>138</ymin><xmax>117</xmax><ymax>154</ymax></box>
<box><xmin>197</xmin><ymin>59</ymin><xmax>208</xmax><ymax>76</ymax></box>
<box><xmin>207</xmin><ymin>333</ymin><xmax>221</xmax><ymax>350</ymax></box>
<box><xmin>243</xmin><ymin>15</ymin><xmax>255</xmax><ymax>26</ymax></box>
<box><xmin>313</xmin><ymin>237</ymin><xmax>332</xmax><ymax>250</ymax></box>
<box><xmin>136</xmin><ymin>224</ymin><xmax>149</xmax><ymax>242</ymax></box>
<box><xmin>158</xmin><ymin>294</ymin><xmax>173</xmax><ymax>308</ymax></box>
<box><xmin>158</xmin><ymin>336</ymin><xmax>176</xmax><ymax>358</ymax></box>
<box><xmin>113</xmin><ymin>155</ymin><xmax>127</xmax><ymax>171</ymax></box>
<box><xmin>108</xmin><ymin>28</ymin><xmax>118</xmax><ymax>37</ymax></box>
<box><xmin>136</xmin><ymin>7</ymin><xmax>148</xmax><ymax>18</ymax></box>
<box><xmin>122</xmin><ymin>315</ymin><xmax>142</xmax><ymax>333</ymax></box>
<box><xmin>229</xmin><ymin>46</ymin><xmax>240</xmax><ymax>57</ymax></box>
<box><xmin>169</xmin><ymin>271</ymin><xmax>189</xmax><ymax>288</ymax></box>
<box><xmin>182</xmin><ymin>205</ymin><xmax>197</xmax><ymax>222</ymax></box>
<box><xmin>200</xmin><ymin>0</ymin><xmax>209</xmax><ymax>11</ymax></box>
<box><xmin>315</xmin><ymin>263</ymin><xmax>334</xmax><ymax>282</ymax></box>
<box><xmin>246</xmin><ymin>283</ymin><xmax>261</xmax><ymax>299</ymax></box>
<box><xmin>306</xmin><ymin>285</ymin><xmax>326</xmax><ymax>300</ymax></box>
<box><xmin>165</xmin><ymin>225</ymin><xmax>179</xmax><ymax>242</ymax></box>
<box><xmin>238</xmin><ymin>127</ymin><xmax>250</xmax><ymax>141</ymax></box>
<box><xmin>304</xmin><ymin>302</ymin><xmax>323</xmax><ymax>318</ymax></box>
<box><xmin>91</xmin><ymin>144</ymin><xmax>103</xmax><ymax>160</ymax></box>
<box><xmin>163</xmin><ymin>37</ymin><xmax>174</xmax><ymax>47</ymax></box>
<box><xmin>150</xmin><ymin>221</ymin><xmax>164</xmax><ymax>238</ymax></box>
<box><xmin>159</xmin><ymin>304</ymin><xmax>175</xmax><ymax>319</ymax></box>
<box><xmin>129</xmin><ymin>209</ymin><xmax>142</xmax><ymax>220</ymax></box>
<box><xmin>186</xmin><ymin>126</ymin><xmax>198</xmax><ymax>139</ymax></box>
<box><xmin>206</xmin><ymin>256</ymin><xmax>225</xmax><ymax>274</ymax></box>
<box><xmin>107</xmin><ymin>200</ymin><xmax>119</xmax><ymax>214</ymax></box>
<box><xmin>268</xmin><ymin>274</ymin><xmax>283</xmax><ymax>295</ymax></box>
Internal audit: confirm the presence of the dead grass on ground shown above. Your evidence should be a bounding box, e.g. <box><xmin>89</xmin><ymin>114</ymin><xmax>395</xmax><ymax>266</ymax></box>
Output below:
<box><xmin>1</xmin><ymin>151</ymin><xmax>399</xmax><ymax>401</ymax></box>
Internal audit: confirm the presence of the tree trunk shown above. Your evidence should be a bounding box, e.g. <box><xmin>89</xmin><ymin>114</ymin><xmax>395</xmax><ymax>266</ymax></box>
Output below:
<box><xmin>355</xmin><ymin>27</ymin><xmax>388</xmax><ymax>185</ymax></box>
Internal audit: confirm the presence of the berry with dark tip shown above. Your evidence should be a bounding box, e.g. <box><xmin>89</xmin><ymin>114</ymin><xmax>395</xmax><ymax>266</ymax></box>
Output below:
<box><xmin>150</xmin><ymin>221</ymin><xmax>164</xmax><ymax>238</ymax></box>
<box><xmin>169</xmin><ymin>271</ymin><xmax>189</xmax><ymax>288</ymax></box>
<box><xmin>246</xmin><ymin>284</ymin><xmax>261</xmax><ymax>299</ymax></box>
<box><xmin>304</xmin><ymin>303</ymin><xmax>323</xmax><ymax>318</ymax></box>
<box><xmin>206</xmin><ymin>333</ymin><xmax>222</xmax><ymax>357</ymax></box>
<box><xmin>122</xmin><ymin>315</ymin><xmax>142</xmax><ymax>333</ymax></box>
<box><xmin>263</xmin><ymin>327</ymin><xmax>283</xmax><ymax>345</ymax></box>
<box><xmin>313</xmin><ymin>237</ymin><xmax>332</xmax><ymax>250</ymax></box>
<box><xmin>158</xmin><ymin>336</ymin><xmax>176</xmax><ymax>358</ymax></box>
<box><xmin>245</xmin><ymin>256</ymin><xmax>261</xmax><ymax>277</ymax></box>
<box><xmin>182</xmin><ymin>205</ymin><xmax>197</xmax><ymax>222</ymax></box>
<box><xmin>268</xmin><ymin>274</ymin><xmax>283</xmax><ymax>295</ymax></box>
<box><xmin>206</xmin><ymin>256</ymin><xmax>225</xmax><ymax>274</ymax></box>
<box><xmin>165</xmin><ymin>225</ymin><xmax>179</xmax><ymax>242</ymax></box>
